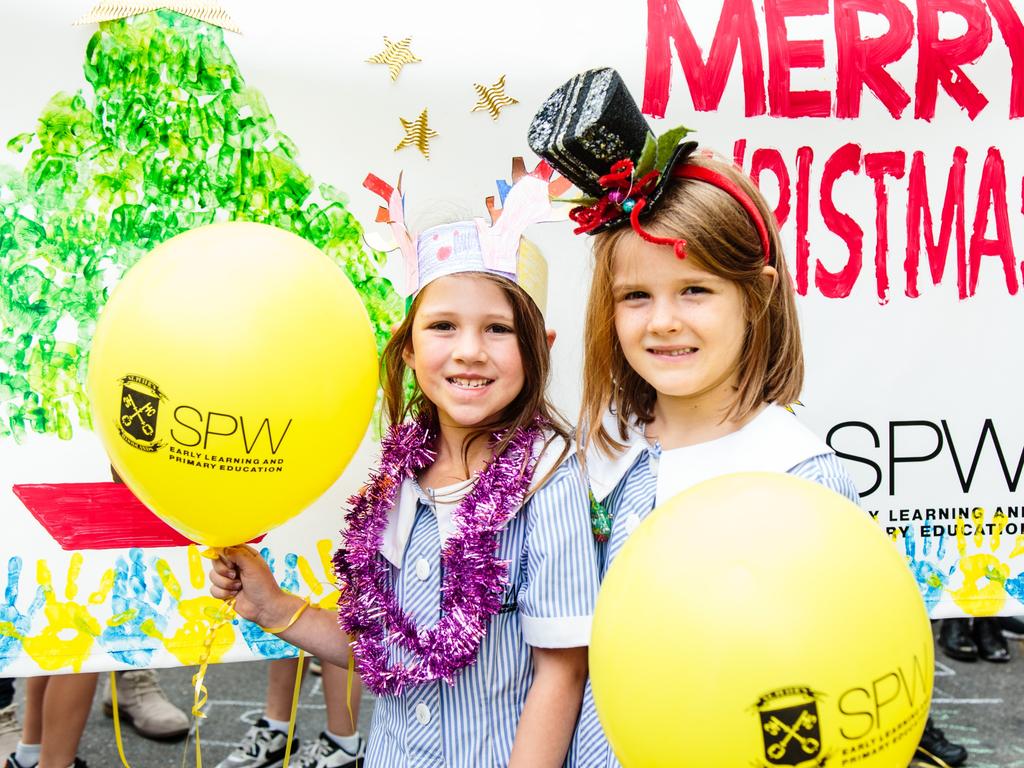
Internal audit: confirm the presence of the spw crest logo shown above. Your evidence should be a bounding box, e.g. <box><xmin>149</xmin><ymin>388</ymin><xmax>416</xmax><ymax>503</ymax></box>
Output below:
<box><xmin>755</xmin><ymin>687</ymin><xmax>828</xmax><ymax>767</ymax></box>
<box><xmin>117</xmin><ymin>375</ymin><xmax>166</xmax><ymax>452</ymax></box>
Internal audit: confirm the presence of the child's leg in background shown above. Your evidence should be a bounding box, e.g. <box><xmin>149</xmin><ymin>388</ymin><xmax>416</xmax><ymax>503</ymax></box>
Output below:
<box><xmin>321</xmin><ymin>660</ymin><xmax>361</xmax><ymax>739</ymax></box>
<box><xmin>23</xmin><ymin>673</ymin><xmax>98</xmax><ymax>768</ymax></box>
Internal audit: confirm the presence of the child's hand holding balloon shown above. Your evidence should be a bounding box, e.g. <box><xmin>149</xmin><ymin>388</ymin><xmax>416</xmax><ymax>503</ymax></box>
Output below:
<box><xmin>209</xmin><ymin>545</ymin><xmax>300</xmax><ymax>631</ymax></box>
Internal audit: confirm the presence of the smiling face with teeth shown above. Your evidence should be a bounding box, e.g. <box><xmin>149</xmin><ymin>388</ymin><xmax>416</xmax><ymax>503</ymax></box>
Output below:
<box><xmin>612</xmin><ymin>234</ymin><xmax>749</xmax><ymax>425</ymax></box>
<box><xmin>402</xmin><ymin>273</ymin><xmax>526</xmax><ymax>436</ymax></box>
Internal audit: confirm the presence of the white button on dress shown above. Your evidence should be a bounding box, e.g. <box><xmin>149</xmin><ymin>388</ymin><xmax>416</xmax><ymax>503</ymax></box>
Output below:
<box><xmin>415</xmin><ymin>702</ymin><xmax>431</xmax><ymax>725</ymax></box>
<box><xmin>415</xmin><ymin>557</ymin><xmax>430</xmax><ymax>581</ymax></box>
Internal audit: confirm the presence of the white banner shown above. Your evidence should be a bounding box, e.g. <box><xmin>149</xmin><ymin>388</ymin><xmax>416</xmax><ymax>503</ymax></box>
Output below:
<box><xmin>0</xmin><ymin>0</ymin><xmax>1021</xmax><ymax>676</ymax></box>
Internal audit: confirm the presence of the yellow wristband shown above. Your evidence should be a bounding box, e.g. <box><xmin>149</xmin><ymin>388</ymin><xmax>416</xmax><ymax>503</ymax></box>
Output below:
<box><xmin>259</xmin><ymin>596</ymin><xmax>312</xmax><ymax>634</ymax></box>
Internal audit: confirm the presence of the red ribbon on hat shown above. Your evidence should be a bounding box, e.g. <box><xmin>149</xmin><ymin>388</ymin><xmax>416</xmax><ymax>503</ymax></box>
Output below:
<box><xmin>568</xmin><ymin>158</ymin><xmax>772</xmax><ymax>263</ymax></box>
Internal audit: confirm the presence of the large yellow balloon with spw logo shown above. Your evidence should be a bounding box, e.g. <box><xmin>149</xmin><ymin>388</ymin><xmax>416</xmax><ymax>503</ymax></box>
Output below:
<box><xmin>590</xmin><ymin>472</ymin><xmax>933</xmax><ymax>768</ymax></box>
<box><xmin>87</xmin><ymin>222</ymin><xmax>378</xmax><ymax>547</ymax></box>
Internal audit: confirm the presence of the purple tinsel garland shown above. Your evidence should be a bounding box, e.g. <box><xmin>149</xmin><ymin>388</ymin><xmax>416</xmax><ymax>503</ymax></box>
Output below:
<box><xmin>333</xmin><ymin>417</ymin><xmax>543</xmax><ymax>696</ymax></box>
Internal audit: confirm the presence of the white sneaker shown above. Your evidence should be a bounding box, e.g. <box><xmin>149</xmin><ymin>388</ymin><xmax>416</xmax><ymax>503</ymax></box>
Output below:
<box><xmin>295</xmin><ymin>732</ymin><xmax>364</xmax><ymax>768</ymax></box>
<box><xmin>0</xmin><ymin>703</ymin><xmax>19</xmax><ymax>760</ymax></box>
<box><xmin>214</xmin><ymin>718</ymin><xmax>296</xmax><ymax>768</ymax></box>
<box><xmin>103</xmin><ymin>669</ymin><xmax>190</xmax><ymax>740</ymax></box>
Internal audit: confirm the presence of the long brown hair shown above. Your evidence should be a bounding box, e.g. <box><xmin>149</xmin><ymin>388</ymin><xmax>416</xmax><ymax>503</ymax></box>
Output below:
<box><xmin>581</xmin><ymin>154</ymin><xmax>804</xmax><ymax>458</ymax></box>
<box><xmin>381</xmin><ymin>272</ymin><xmax>571</xmax><ymax>475</ymax></box>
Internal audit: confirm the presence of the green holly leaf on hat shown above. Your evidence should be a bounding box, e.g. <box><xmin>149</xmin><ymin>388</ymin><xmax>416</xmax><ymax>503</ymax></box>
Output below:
<box><xmin>635</xmin><ymin>133</ymin><xmax>658</xmax><ymax>178</ymax></box>
<box><xmin>655</xmin><ymin>125</ymin><xmax>692</xmax><ymax>170</ymax></box>
<box><xmin>557</xmin><ymin>195</ymin><xmax>599</xmax><ymax>206</ymax></box>
<box><xmin>635</xmin><ymin>124</ymin><xmax>692</xmax><ymax>180</ymax></box>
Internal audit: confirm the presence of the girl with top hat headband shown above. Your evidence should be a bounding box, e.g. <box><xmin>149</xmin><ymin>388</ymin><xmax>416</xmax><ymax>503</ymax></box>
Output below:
<box><xmin>530</xmin><ymin>67</ymin><xmax>965</xmax><ymax>768</ymax></box>
<box><xmin>528</xmin><ymin>68</ymin><xmax>863</xmax><ymax>768</ymax></box>
<box><xmin>209</xmin><ymin>169</ymin><xmax>599</xmax><ymax>767</ymax></box>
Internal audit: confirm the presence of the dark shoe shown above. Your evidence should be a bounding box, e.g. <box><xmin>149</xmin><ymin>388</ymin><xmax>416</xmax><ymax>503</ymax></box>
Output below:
<box><xmin>999</xmin><ymin>615</ymin><xmax>1024</xmax><ymax>638</ymax></box>
<box><xmin>5</xmin><ymin>758</ymin><xmax>87</xmax><ymax>768</ymax></box>
<box><xmin>938</xmin><ymin>618</ymin><xmax>977</xmax><ymax>661</ymax></box>
<box><xmin>0</xmin><ymin>756</ymin><xmax>82</xmax><ymax>768</ymax></box>
<box><xmin>974</xmin><ymin>617</ymin><xmax>1011</xmax><ymax>662</ymax></box>
<box><xmin>295</xmin><ymin>732</ymin><xmax>365</xmax><ymax>767</ymax></box>
<box><xmin>0</xmin><ymin>704</ymin><xmax>20</xmax><ymax>761</ymax></box>
<box><xmin>214</xmin><ymin>718</ymin><xmax>296</xmax><ymax>768</ymax></box>
<box><xmin>916</xmin><ymin>718</ymin><xmax>968</xmax><ymax>767</ymax></box>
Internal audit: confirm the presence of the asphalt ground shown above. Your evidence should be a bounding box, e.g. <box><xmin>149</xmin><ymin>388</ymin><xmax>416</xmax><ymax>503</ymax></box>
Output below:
<box><xmin>12</xmin><ymin>627</ymin><xmax>1023</xmax><ymax>767</ymax></box>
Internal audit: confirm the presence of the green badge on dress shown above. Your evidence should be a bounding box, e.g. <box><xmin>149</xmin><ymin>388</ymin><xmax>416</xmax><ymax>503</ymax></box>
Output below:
<box><xmin>590</xmin><ymin>489</ymin><xmax>612</xmax><ymax>542</ymax></box>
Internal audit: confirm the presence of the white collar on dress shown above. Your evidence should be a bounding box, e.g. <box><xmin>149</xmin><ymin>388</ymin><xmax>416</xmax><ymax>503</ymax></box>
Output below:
<box><xmin>582</xmin><ymin>410</ymin><xmax>648</xmax><ymax>504</ymax></box>
<box><xmin>584</xmin><ymin>404</ymin><xmax>831</xmax><ymax>505</ymax></box>
<box><xmin>378</xmin><ymin>432</ymin><xmax>566</xmax><ymax>569</ymax></box>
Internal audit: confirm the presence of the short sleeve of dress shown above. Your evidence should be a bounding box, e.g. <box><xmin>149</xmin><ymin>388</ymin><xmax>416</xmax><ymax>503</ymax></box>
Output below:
<box><xmin>518</xmin><ymin>455</ymin><xmax>600</xmax><ymax>648</ymax></box>
<box><xmin>788</xmin><ymin>453</ymin><xmax>861</xmax><ymax>506</ymax></box>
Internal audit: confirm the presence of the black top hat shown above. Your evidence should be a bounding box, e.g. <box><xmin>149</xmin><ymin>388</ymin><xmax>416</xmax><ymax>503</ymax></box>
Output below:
<box><xmin>527</xmin><ymin>67</ymin><xmax>697</xmax><ymax>236</ymax></box>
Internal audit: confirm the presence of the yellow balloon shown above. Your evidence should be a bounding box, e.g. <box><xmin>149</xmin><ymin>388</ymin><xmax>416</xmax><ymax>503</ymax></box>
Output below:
<box><xmin>87</xmin><ymin>222</ymin><xmax>379</xmax><ymax>547</ymax></box>
<box><xmin>590</xmin><ymin>472</ymin><xmax>932</xmax><ymax>768</ymax></box>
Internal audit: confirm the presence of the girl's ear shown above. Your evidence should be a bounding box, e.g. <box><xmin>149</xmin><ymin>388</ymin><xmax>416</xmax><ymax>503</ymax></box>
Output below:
<box><xmin>402</xmin><ymin>339</ymin><xmax>415</xmax><ymax>370</ymax></box>
<box><xmin>749</xmin><ymin>265</ymin><xmax>779</xmax><ymax>324</ymax></box>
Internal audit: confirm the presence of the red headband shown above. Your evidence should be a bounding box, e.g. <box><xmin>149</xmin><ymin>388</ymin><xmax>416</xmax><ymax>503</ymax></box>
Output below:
<box><xmin>673</xmin><ymin>164</ymin><xmax>772</xmax><ymax>264</ymax></box>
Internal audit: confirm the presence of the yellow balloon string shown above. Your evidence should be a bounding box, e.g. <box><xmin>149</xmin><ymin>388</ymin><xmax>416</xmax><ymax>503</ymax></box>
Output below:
<box><xmin>190</xmin><ymin>548</ymin><xmax>313</xmax><ymax>768</ymax></box>
<box><xmin>911</xmin><ymin>750</ymin><xmax>953</xmax><ymax>768</ymax></box>
<box><xmin>347</xmin><ymin>651</ymin><xmax>356</xmax><ymax>734</ymax></box>
<box><xmin>260</xmin><ymin>596</ymin><xmax>314</xmax><ymax>768</ymax></box>
<box><xmin>109</xmin><ymin>672</ymin><xmax>134</xmax><ymax>768</ymax></box>
<box><xmin>188</xmin><ymin>595</ymin><xmax>237</xmax><ymax>768</ymax></box>
<box><xmin>258</xmin><ymin>596</ymin><xmax>311</xmax><ymax>634</ymax></box>
<box><xmin>281</xmin><ymin>650</ymin><xmax>306</xmax><ymax>768</ymax></box>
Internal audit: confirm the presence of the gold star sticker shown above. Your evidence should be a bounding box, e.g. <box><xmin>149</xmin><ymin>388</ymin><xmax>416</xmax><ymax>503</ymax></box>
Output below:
<box><xmin>471</xmin><ymin>74</ymin><xmax>519</xmax><ymax>121</ymax></box>
<box><xmin>367</xmin><ymin>37</ymin><xmax>422</xmax><ymax>81</ymax></box>
<box><xmin>395</xmin><ymin>109</ymin><xmax>438</xmax><ymax>160</ymax></box>
<box><xmin>74</xmin><ymin>1</ymin><xmax>240</xmax><ymax>32</ymax></box>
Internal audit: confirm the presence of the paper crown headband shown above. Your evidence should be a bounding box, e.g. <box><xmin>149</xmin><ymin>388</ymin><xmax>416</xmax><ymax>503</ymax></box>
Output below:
<box><xmin>362</xmin><ymin>160</ymin><xmax>571</xmax><ymax>312</ymax></box>
<box><xmin>527</xmin><ymin>67</ymin><xmax>771</xmax><ymax>262</ymax></box>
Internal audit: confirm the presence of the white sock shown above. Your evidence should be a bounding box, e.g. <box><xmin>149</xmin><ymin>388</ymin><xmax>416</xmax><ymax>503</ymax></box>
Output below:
<box><xmin>263</xmin><ymin>716</ymin><xmax>290</xmax><ymax>733</ymax></box>
<box><xmin>326</xmin><ymin>729</ymin><xmax>362</xmax><ymax>754</ymax></box>
<box><xmin>14</xmin><ymin>742</ymin><xmax>41</xmax><ymax>766</ymax></box>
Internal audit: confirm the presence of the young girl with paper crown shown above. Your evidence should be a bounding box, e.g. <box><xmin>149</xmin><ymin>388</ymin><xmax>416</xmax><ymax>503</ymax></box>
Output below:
<box><xmin>527</xmin><ymin>68</ymin><xmax>864</xmax><ymax>768</ymax></box>
<box><xmin>209</xmin><ymin>167</ymin><xmax>599</xmax><ymax>768</ymax></box>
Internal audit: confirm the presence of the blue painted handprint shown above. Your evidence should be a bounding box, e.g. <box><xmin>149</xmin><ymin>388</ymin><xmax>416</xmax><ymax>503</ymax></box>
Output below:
<box><xmin>1006</xmin><ymin>532</ymin><xmax>1024</xmax><ymax>605</ymax></box>
<box><xmin>101</xmin><ymin>547</ymin><xmax>173</xmax><ymax>666</ymax></box>
<box><xmin>1007</xmin><ymin>571</ymin><xmax>1024</xmax><ymax>604</ymax></box>
<box><xmin>234</xmin><ymin>547</ymin><xmax>301</xmax><ymax>659</ymax></box>
<box><xmin>903</xmin><ymin>528</ymin><xmax>955</xmax><ymax>613</ymax></box>
<box><xmin>0</xmin><ymin>557</ymin><xmax>31</xmax><ymax>671</ymax></box>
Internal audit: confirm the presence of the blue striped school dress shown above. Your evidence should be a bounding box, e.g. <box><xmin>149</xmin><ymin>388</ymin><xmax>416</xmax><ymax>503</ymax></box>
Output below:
<box><xmin>571</xmin><ymin>405</ymin><xmax>860</xmax><ymax>768</ymax></box>
<box><xmin>364</xmin><ymin>447</ymin><xmax>599</xmax><ymax>768</ymax></box>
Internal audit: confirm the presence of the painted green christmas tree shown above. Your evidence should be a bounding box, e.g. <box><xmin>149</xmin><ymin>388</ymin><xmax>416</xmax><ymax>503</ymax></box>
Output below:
<box><xmin>0</xmin><ymin>11</ymin><xmax>401</xmax><ymax>441</ymax></box>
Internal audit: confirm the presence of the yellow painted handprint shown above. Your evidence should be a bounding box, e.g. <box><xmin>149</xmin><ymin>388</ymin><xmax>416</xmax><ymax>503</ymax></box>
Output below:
<box><xmin>305</xmin><ymin>538</ymin><xmax>342</xmax><ymax>611</ymax></box>
<box><xmin>949</xmin><ymin>507</ymin><xmax>1024</xmax><ymax>616</ymax></box>
<box><xmin>141</xmin><ymin>545</ymin><xmax>235</xmax><ymax>666</ymax></box>
<box><xmin>22</xmin><ymin>554</ymin><xmax>114</xmax><ymax>672</ymax></box>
